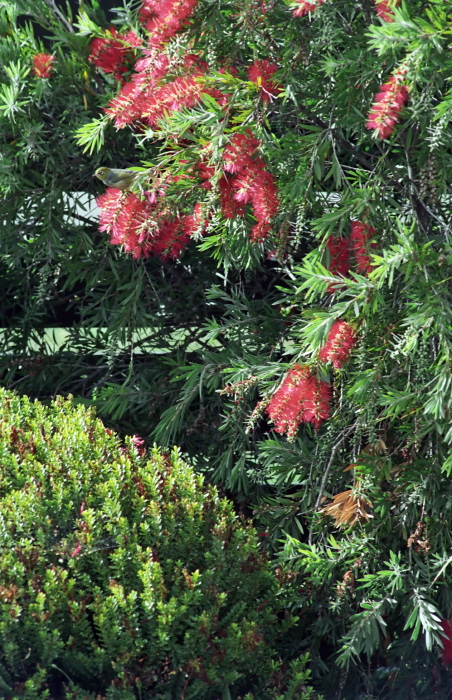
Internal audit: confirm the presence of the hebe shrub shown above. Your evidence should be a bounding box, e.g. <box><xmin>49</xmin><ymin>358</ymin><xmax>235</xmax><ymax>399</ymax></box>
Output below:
<box><xmin>0</xmin><ymin>388</ymin><xmax>316</xmax><ymax>699</ymax></box>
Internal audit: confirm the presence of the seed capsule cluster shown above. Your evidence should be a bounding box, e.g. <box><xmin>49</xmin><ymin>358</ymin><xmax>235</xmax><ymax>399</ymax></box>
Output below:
<box><xmin>419</xmin><ymin>154</ymin><xmax>439</xmax><ymax>203</ymax></box>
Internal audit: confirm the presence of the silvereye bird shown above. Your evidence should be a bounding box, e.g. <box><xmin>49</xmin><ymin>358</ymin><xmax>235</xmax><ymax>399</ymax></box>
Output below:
<box><xmin>94</xmin><ymin>167</ymin><xmax>141</xmax><ymax>190</ymax></box>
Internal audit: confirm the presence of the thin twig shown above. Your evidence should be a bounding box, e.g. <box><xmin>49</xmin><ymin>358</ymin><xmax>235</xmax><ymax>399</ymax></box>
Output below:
<box><xmin>309</xmin><ymin>423</ymin><xmax>356</xmax><ymax>545</ymax></box>
<box><xmin>299</xmin><ymin>107</ymin><xmax>375</xmax><ymax>171</ymax></box>
<box><xmin>43</xmin><ymin>0</ymin><xmax>74</xmax><ymax>33</ymax></box>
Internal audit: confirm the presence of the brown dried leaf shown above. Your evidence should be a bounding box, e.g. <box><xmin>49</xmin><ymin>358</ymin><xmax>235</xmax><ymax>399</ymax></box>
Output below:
<box><xmin>322</xmin><ymin>489</ymin><xmax>373</xmax><ymax>528</ymax></box>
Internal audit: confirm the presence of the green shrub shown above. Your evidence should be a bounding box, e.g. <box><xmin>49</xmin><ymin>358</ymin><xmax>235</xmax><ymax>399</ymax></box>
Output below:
<box><xmin>0</xmin><ymin>389</ymin><xmax>318</xmax><ymax>699</ymax></box>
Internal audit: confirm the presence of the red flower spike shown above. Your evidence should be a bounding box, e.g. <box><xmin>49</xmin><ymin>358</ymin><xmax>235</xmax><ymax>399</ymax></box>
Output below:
<box><xmin>266</xmin><ymin>365</ymin><xmax>331</xmax><ymax>438</ymax></box>
<box><xmin>179</xmin><ymin>53</ymin><xmax>209</xmax><ymax>74</ymax></box>
<box><xmin>123</xmin><ymin>31</ymin><xmax>143</xmax><ymax>48</ymax></box>
<box><xmin>248</xmin><ymin>168</ymin><xmax>279</xmax><ymax>243</ymax></box>
<box><xmin>88</xmin><ymin>27</ymin><xmax>140</xmax><ymax>81</ymax></box>
<box><xmin>219</xmin><ymin>175</ymin><xmax>246</xmax><ymax>219</ymax></box>
<box><xmin>141</xmin><ymin>73</ymin><xmax>207</xmax><ymax>127</ymax></box>
<box><xmin>134</xmin><ymin>49</ymin><xmax>170</xmax><ymax>77</ymax></box>
<box><xmin>292</xmin><ymin>0</ymin><xmax>326</xmax><ymax>17</ymax></box>
<box><xmin>32</xmin><ymin>53</ymin><xmax>55</xmax><ymax>79</ymax></box>
<box><xmin>441</xmin><ymin>620</ymin><xmax>452</xmax><ymax>666</ymax></box>
<box><xmin>374</xmin><ymin>0</ymin><xmax>401</xmax><ymax>22</ymax></box>
<box><xmin>250</xmin><ymin>222</ymin><xmax>271</xmax><ymax>243</ymax></box>
<box><xmin>183</xmin><ymin>202</ymin><xmax>209</xmax><ymax>238</ymax></box>
<box><xmin>97</xmin><ymin>189</ymin><xmax>126</xmax><ymax>233</ymax></box>
<box><xmin>318</xmin><ymin>321</ymin><xmax>357</xmax><ymax>369</ymax></box>
<box><xmin>223</xmin><ymin>131</ymin><xmax>260</xmax><ymax>175</ymax></box>
<box><xmin>326</xmin><ymin>236</ymin><xmax>350</xmax><ymax>292</ymax></box>
<box><xmin>151</xmin><ymin>216</ymin><xmax>191</xmax><ymax>260</ymax></box>
<box><xmin>198</xmin><ymin>161</ymin><xmax>215</xmax><ymax>189</ymax></box>
<box><xmin>221</xmin><ymin>132</ymin><xmax>278</xmax><ymax>242</ymax></box>
<box><xmin>97</xmin><ymin>190</ymin><xmax>155</xmax><ymax>259</ymax></box>
<box><xmin>138</xmin><ymin>0</ymin><xmax>160</xmax><ymax>25</ymax></box>
<box><xmin>350</xmin><ymin>221</ymin><xmax>377</xmax><ymax>275</ymax></box>
<box><xmin>232</xmin><ymin>169</ymin><xmax>257</xmax><ymax>205</ymax></box>
<box><xmin>106</xmin><ymin>82</ymin><xmax>146</xmax><ymax>128</ymax></box>
<box><xmin>143</xmin><ymin>0</ymin><xmax>200</xmax><ymax>47</ymax></box>
<box><xmin>366</xmin><ymin>72</ymin><xmax>409</xmax><ymax>140</ymax></box>
<box><xmin>97</xmin><ymin>186</ymin><xmax>202</xmax><ymax>261</ymax></box>
<box><xmin>247</xmin><ymin>59</ymin><xmax>281</xmax><ymax>103</ymax></box>
<box><xmin>266</xmin><ymin>365</ymin><xmax>312</xmax><ymax>438</ymax></box>
<box><xmin>219</xmin><ymin>64</ymin><xmax>238</xmax><ymax>78</ymax></box>
<box><xmin>300</xmin><ymin>374</ymin><xmax>332</xmax><ymax>429</ymax></box>
<box><xmin>105</xmin><ymin>50</ymin><xmax>170</xmax><ymax>128</ymax></box>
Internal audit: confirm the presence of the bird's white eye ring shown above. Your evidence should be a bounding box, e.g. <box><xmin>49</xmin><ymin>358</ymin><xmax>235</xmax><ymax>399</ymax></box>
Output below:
<box><xmin>98</xmin><ymin>170</ymin><xmax>104</xmax><ymax>175</ymax></box>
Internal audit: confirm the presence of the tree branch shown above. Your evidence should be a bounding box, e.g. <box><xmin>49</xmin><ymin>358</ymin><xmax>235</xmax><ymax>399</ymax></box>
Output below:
<box><xmin>43</xmin><ymin>0</ymin><xmax>74</xmax><ymax>33</ymax></box>
<box><xmin>309</xmin><ymin>423</ymin><xmax>357</xmax><ymax>545</ymax></box>
<box><xmin>299</xmin><ymin>106</ymin><xmax>376</xmax><ymax>171</ymax></box>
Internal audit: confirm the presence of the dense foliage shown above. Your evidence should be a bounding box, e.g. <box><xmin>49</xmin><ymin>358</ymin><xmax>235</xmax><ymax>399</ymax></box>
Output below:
<box><xmin>0</xmin><ymin>388</ymin><xmax>318</xmax><ymax>699</ymax></box>
<box><xmin>2</xmin><ymin>0</ymin><xmax>452</xmax><ymax>696</ymax></box>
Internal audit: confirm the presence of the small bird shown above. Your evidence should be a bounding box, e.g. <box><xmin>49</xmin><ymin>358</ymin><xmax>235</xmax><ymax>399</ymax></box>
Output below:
<box><xmin>94</xmin><ymin>167</ymin><xmax>141</xmax><ymax>191</ymax></box>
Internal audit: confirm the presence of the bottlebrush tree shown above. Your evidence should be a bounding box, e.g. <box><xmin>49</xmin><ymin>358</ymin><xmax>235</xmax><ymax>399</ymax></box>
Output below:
<box><xmin>2</xmin><ymin>0</ymin><xmax>452</xmax><ymax>696</ymax></box>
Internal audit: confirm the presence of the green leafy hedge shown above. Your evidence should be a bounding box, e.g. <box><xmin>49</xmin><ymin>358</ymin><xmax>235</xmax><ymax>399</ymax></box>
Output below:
<box><xmin>0</xmin><ymin>388</ymin><xmax>318</xmax><ymax>699</ymax></box>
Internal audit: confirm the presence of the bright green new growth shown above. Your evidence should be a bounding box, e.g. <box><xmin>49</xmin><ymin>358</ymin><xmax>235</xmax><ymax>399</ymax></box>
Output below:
<box><xmin>0</xmin><ymin>388</ymin><xmax>316</xmax><ymax>699</ymax></box>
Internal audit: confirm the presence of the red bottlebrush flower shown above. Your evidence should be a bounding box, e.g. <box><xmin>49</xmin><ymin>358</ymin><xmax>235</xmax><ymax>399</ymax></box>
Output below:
<box><xmin>97</xmin><ymin>189</ymin><xmax>126</xmax><ymax>233</ymax></box>
<box><xmin>248</xmin><ymin>168</ymin><xmax>279</xmax><ymax>243</ymax></box>
<box><xmin>301</xmin><ymin>376</ymin><xmax>331</xmax><ymax>428</ymax></box>
<box><xmin>223</xmin><ymin>131</ymin><xmax>260</xmax><ymax>175</ymax></box>
<box><xmin>292</xmin><ymin>0</ymin><xmax>326</xmax><ymax>17</ymax></box>
<box><xmin>32</xmin><ymin>53</ymin><xmax>55</xmax><ymax>79</ymax></box>
<box><xmin>318</xmin><ymin>321</ymin><xmax>357</xmax><ymax>369</ymax></box>
<box><xmin>247</xmin><ymin>59</ymin><xmax>281</xmax><ymax>103</ymax></box>
<box><xmin>138</xmin><ymin>0</ymin><xmax>160</xmax><ymax>25</ymax></box>
<box><xmin>326</xmin><ymin>236</ymin><xmax>350</xmax><ymax>291</ymax></box>
<box><xmin>374</xmin><ymin>0</ymin><xmax>400</xmax><ymax>22</ymax></box>
<box><xmin>232</xmin><ymin>168</ymin><xmax>258</xmax><ymax>205</ymax></box>
<box><xmin>234</xmin><ymin>153</ymin><xmax>267</xmax><ymax>193</ymax></box>
<box><xmin>151</xmin><ymin>216</ymin><xmax>191</xmax><ymax>260</ymax></box>
<box><xmin>141</xmin><ymin>73</ymin><xmax>209</xmax><ymax>127</ymax></box>
<box><xmin>266</xmin><ymin>365</ymin><xmax>312</xmax><ymax>438</ymax></box>
<box><xmin>441</xmin><ymin>620</ymin><xmax>452</xmax><ymax>666</ymax></box>
<box><xmin>133</xmin><ymin>49</ymin><xmax>170</xmax><ymax>77</ymax></box>
<box><xmin>350</xmin><ymin>221</ymin><xmax>377</xmax><ymax>275</ymax></box>
<box><xmin>250</xmin><ymin>222</ymin><xmax>271</xmax><ymax>243</ymax></box>
<box><xmin>366</xmin><ymin>72</ymin><xmax>409</xmax><ymax>139</ymax></box>
<box><xmin>88</xmin><ymin>27</ymin><xmax>141</xmax><ymax>81</ymax></box>
<box><xmin>197</xmin><ymin>161</ymin><xmax>215</xmax><ymax>189</ymax></box>
<box><xmin>122</xmin><ymin>31</ymin><xmax>143</xmax><ymax>48</ymax></box>
<box><xmin>106</xmin><ymin>82</ymin><xmax>146</xmax><ymax>128</ymax></box>
<box><xmin>183</xmin><ymin>202</ymin><xmax>209</xmax><ymax>237</ymax></box>
<box><xmin>222</xmin><ymin>133</ymin><xmax>278</xmax><ymax>241</ymax></box>
<box><xmin>266</xmin><ymin>365</ymin><xmax>331</xmax><ymax>438</ymax></box>
<box><xmin>105</xmin><ymin>50</ymin><xmax>170</xmax><ymax>128</ymax></box>
<box><xmin>231</xmin><ymin>158</ymin><xmax>278</xmax><ymax>241</ymax></box>
<box><xmin>97</xmin><ymin>185</ymin><xmax>199</xmax><ymax>261</ymax></box>
<box><xmin>97</xmin><ymin>189</ymin><xmax>155</xmax><ymax>258</ymax></box>
<box><xmin>143</xmin><ymin>0</ymin><xmax>200</xmax><ymax>46</ymax></box>
<box><xmin>111</xmin><ymin>51</ymin><xmax>210</xmax><ymax>128</ymax></box>
<box><xmin>219</xmin><ymin>175</ymin><xmax>246</xmax><ymax>219</ymax></box>
<box><xmin>180</xmin><ymin>53</ymin><xmax>209</xmax><ymax>75</ymax></box>
<box><xmin>219</xmin><ymin>63</ymin><xmax>238</xmax><ymax>78</ymax></box>
<box><xmin>151</xmin><ymin>203</ymin><xmax>207</xmax><ymax>260</ymax></box>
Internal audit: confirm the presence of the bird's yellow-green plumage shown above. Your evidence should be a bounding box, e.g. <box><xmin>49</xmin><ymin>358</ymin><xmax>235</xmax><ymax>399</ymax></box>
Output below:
<box><xmin>94</xmin><ymin>167</ymin><xmax>140</xmax><ymax>191</ymax></box>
